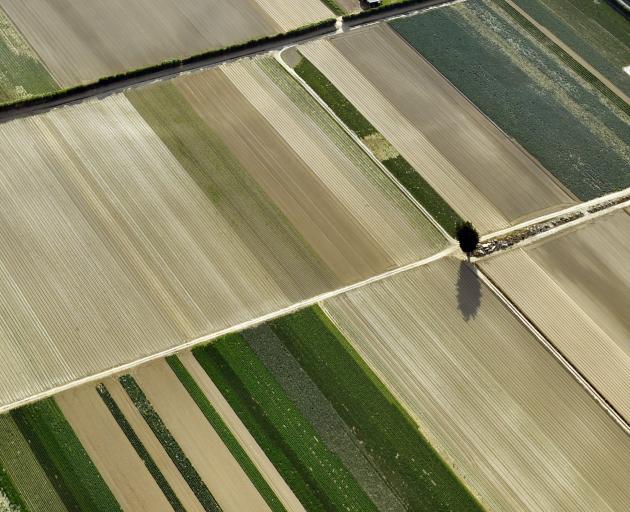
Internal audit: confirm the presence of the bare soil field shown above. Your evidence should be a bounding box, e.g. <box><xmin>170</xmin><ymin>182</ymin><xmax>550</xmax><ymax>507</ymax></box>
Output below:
<box><xmin>55</xmin><ymin>385</ymin><xmax>172</xmax><ymax>511</ymax></box>
<box><xmin>132</xmin><ymin>359</ymin><xmax>271</xmax><ymax>511</ymax></box>
<box><xmin>323</xmin><ymin>258</ymin><xmax>630</xmax><ymax>511</ymax></box>
<box><xmin>480</xmin><ymin>210</ymin><xmax>630</xmax><ymax>422</ymax></box>
<box><xmin>105</xmin><ymin>379</ymin><xmax>205</xmax><ymax>512</ymax></box>
<box><xmin>0</xmin><ymin>0</ymin><xmax>331</xmax><ymax>87</ymax></box>
<box><xmin>300</xmin><ymin>24</ymin><xmax>575</xmax><ymax>233</ymax></box>
<box><xmin>178</xmin><ymin>352</ymin><xmax>306</xmax><ymax>512</ymax></box>
<box><xmin>0</xmin><ymin>57</ymin><xmax>442</xmax><ymax>410</ymax></box>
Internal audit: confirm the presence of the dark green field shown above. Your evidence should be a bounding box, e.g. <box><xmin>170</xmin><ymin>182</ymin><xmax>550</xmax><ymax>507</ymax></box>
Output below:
<box><xmin>391</xmin><ymin>0</ymin><xmax>630</xmax><ymax>200</ymax></box>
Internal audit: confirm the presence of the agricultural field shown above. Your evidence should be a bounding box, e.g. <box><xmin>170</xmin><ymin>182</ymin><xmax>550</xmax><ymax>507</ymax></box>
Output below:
<box><xmin>0</xmin><ymin>0</ymin><xmax>332</xmax><ymax>88</ymax></box>
<box><xmin>322</xmin><ymin>257</ymin><xmax>630</xmax><ymax>511</ymax></box>
<box><xmin>0</xmin><ymin>55</ymin><xmax>443</xmax><ymax>411</ymax></box>
<box><xmin>0</xmin><ymin>6</ymin><xmax>58</xmax><ymax>104</ymax></box>
<box><xmin>390</xmin><ymin>0</ymin><xmax>630</xmax><ymax>201</ymax></box>
<box><xmin>511</xmin><ymin>0</ymin><xmax>630</xmax><ymax>97</ymax></box>
<box><xmin>298</xmin><ymin>23</ymin><xmax>576</xmax><ymax>234</ymax></box>
<box><xmin>480</xmin><ymin>210</ymin><xmax>630</xmax><ymax>422</ymax></box>
<box><xmin>191</xmin><ymin>305</ymin><xmax>482</xmax><ymax>511</ymax></box>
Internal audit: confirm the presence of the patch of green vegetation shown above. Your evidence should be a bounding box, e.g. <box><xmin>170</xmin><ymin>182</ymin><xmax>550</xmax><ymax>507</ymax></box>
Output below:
<box><xmin>295</xmin><ymin>57</ymin><xmax>376</xmax><ymax>138</ymax></box>
<box><xmin>496</xmin><ymin>0</ymin><xmax>629</xmax><ymax>114</ymax></box>
<box><xmin>0</xmin><ymin>10</ymin><xmax>58</xmax><ymax>105</ymax></box>
<box><xmin>166</xmin><ymin>356</ymin><xmax>286</xmax><ymax>512</ymax></box>
<box><xmin>319</xmin><ymin>0</ymin><xmax>346</xmax><ymax>16</ymax></box>
<box><xmin>391</xmin><ymin>0</ymin><xmax>630</xmax><ymax>199</ymax></box>
<box><xmin>118</xmin><ymin>375</ymin><xmax>221</xmax><ymax>512</ymax></box>
<box><xmin>383</xmin><ymin>156</ymin><xmax>462</xmax><ymax>236</ymax></box>
<box><xmin>294</xmin><ymin>55</ymin><xmax>458</xmax><ymax>235</ymax></box>
<box><xmin>193</xmin><ymin>334</ymin><xmax>378</xmax><ymax>512</ymax></box>
<box><xmin>511</xmin><ymin>0</ymin><xmax>630</xmax><ymax>96</ymax></box>
<box><xmin>10</xmin><ymin>399</ymin><xmax>120</xmax><ymax>512</ymax></box>
<box><xmin>96</xmin><ymin>384</ymin><xmax>185</xmax><ymax>512</ymax></box>
<box><xmin>267</xmin><ymin>306</ymin><xmax>484</xmax><ymax>511</ymax></box>
<box><xmin>0</xmin><ymin>459</ymin><xmax>28</xmax><ymax>512</ymax></box>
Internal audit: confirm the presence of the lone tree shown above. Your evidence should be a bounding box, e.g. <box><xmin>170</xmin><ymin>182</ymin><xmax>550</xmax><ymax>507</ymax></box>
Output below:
<box><xmin>456</xmin><ymin>221</ymin><xmax>479</xmax><ymax>262</ymax></box>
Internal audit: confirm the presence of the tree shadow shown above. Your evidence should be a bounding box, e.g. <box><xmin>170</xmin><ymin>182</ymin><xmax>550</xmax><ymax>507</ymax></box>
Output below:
<box><xmin>457</xmin><ymin>261</ymin><xmax>482</xmax><ymax>321</ymax></box>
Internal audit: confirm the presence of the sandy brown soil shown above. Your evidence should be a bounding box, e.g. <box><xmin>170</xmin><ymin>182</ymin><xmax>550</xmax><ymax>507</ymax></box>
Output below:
<box><xmin>481</xmin><ymin>210</ymin><xmax>630</xmax><ymax>421</ymax></box>
<box><xmin>178</xmin><ymin>352</ymin><xmax>306</xmax><ymax>512</ymax></box>
<box><xmin>105</xmin><ymin>378</ymin><xmax>206</xmax><ymax>512</ymax></box>
<box><xmin>0</xmin><ymin>0</ymin><xmax>329</xmax><ymax>87</ymax></box>
<box><xmin>55</xmin><ymin>385</ymin><xmax>173</xmax><ymax>511</ymax></box>
<box><xmin>301</xmin><ymin>25</ymin><xmax>576</xmax><ymax>233</ymax></box>
<box><xmin>133</xmin><ymin>359</ymin><xmax>271</xmax><ymax>511</ymax></box>
<box><xmin>323</xmin><ymin>257</ymin><xmax>630</xmax><ymax>512</ymax></box>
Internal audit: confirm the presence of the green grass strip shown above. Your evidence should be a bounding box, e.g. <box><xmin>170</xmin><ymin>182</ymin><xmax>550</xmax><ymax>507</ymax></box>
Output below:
<box><xmin>382</xmin><ymin>155</ymin><xmax>462</xmax><ymax>236</ymax></box>
<box><xmin>0</xmin><ymin>459</ymin><xmax>29</xmax><ymax>512</ymax></box>
<box><xmin>267</xmin><ymin>306</ymin><xmax>485</xmax><ymax>511</ymax></box>
<box><xmin>118</xmin><ymin>375</ymin><xmax>221</xmax><ymax>512</ymax></box>
<box><xmin>495</xmin><ymin>0</ymin><xmax>629</xmax><ymax>116</ymax></box>
<box><xmin>193</xmin><ymin>334</ymin><xmax>378</xmax><ymax>512</ymax></box>
<box><xmin>96</xmin><ymin>384</ymin><xmax>185</xmax><ymax>512</ymax></box>
<box><xmin>166</xmin><ymin>356</ymin><xmax>287</xmax><ymax>512</ymax></box>
<box><xmin>294</xmin><ymin>56</ymin><xmax>460</xmax><ymax>236</ymax></box>
<box><xmin>319</xmin><ymin>0</ymin><xmax>346</xmax><ymax>16</ymax></box>
<box><xmin>10</xmin><ymin>399</ymin><xmax>121</xmax><ymax>512</ymax></box>
<box><xmin>295</xmin><ymin>57</ymin><xmax>377</xmax><ymax>138</ymax></box>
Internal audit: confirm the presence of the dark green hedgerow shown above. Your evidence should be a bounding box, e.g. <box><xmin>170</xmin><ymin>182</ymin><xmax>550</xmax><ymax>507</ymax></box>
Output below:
<box><xmin>96</xmin><ymin>384</ymin><xmax>185</xmax><ymax>512</ymax></box>
<box><xmin>193</xmin><ymin>334</ymin><xmax>377</xmax><ymax>512</ymax></box>
<box><xmin>383</xmin><ymin>156</ymin><xmax>462</xmax><ymax>236</ymax></box>
<box><xmin>118</xmin><ymin>375</ymin><xmax>221</xmax><ymax>512</ymax></box>
<box><xmin>0</xmin><ymin>460</ymin><xmax>29</xmax><ymax>512</ymax></box>
<box><xmin>10</xmin><ymin>399</ymin><xmax>121</xmax><ymax>512</ymax></box>
<box><xmin>0</xmin><ymin>19</ymin><xmax>336</xmax><ymax>113</ymax></box>
<box><xmin>267</xmin><ymin>306</ymin><xmax>484</xmax><ymax>512</ymax></box>
<box><xmin>165</xmin><ymin>356</ymin><xmax>286</xmax><ymax>512</ymax></box>
<box><xmin>294</xmin><ymin>57</ymin><xmax>377</xmax><ymax>138</ymax></box>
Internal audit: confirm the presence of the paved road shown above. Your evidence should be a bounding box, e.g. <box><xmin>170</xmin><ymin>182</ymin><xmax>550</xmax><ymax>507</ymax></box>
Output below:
<box><xmin>0</xmin><ymin>0</ymin><xmax>451</xmax><ymax>124</ymax></box>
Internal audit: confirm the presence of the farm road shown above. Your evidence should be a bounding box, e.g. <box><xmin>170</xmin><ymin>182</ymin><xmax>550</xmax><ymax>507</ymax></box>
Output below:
<box><xmin>0</xmin><ymin>0</ymin><xmax>452</xmax><ymax>124</ymax></box>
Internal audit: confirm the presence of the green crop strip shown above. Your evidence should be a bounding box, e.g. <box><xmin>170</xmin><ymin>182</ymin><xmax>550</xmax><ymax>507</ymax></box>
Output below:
<box><xmin>294</xmin><ymin>56</ymin><xmax>460</xmax><ymax>235</ymax></box>
<box><xmin>383</xmin><ymin>156</ymin><xmax>461</xmax><ymax>236</ymax></box>
<box><xmin>319</xmin><ymin>0</ymin><xmax>346</xmax><ymax>16</ymax></box>
<box><xmin>0</xmin><ymin>459</ymin><xmax>29</xmax><ymax>512</ymax></box>
<box><xmin>295</xmin><ymin>57</ymin><xmax>377</xmax><ymax>138</ymax></box>
<box><xmin>193</xmin><ymin>334</ymin><xmax>377</xmax><ymax>512</ymax></box>
<box><xmin>267</xmin><ymin>306</ymin><xmax>485</xmax><ymax>511</ymax></box>
<box><xmin>166</xmin><ymin>356</ymin><xmax>286</xmax><ymax>512</ymax></box>
<box><xmin>10</xmin><ymin>399</ymin><xmax>121</xmax><ymax>512</ymax></box>
<box><xmin>118</xmin><ymin>375</ymin><xmax>221</xmax><ymax>512</ymax></box>
<box><xmin>96</xmin><ymin>384</ymin><xmax>185</xmax><ymax>512</ymax></box>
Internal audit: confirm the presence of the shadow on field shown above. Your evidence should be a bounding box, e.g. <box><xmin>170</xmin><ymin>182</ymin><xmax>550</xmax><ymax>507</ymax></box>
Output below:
<box><xmin>457</xmin><ymin>261</ymin><xmax>481</xmax><ymax>321</ymax></box>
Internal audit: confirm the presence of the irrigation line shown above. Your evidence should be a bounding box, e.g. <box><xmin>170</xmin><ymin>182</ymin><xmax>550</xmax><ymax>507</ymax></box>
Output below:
<box><xmin>476</xmin><ymin>267</ymin><xmax>630</xmax><ymax>435</ymax></box>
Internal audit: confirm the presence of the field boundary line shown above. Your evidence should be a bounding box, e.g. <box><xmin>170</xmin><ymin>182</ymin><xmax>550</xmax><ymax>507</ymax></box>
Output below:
<box><xmin>476</xmin><ymin>267</ymin><xmax>630</xmax><ymax>435</ymax></box>
<box><xmin>0</xmin><ymin>246</ymin><xmax>457</xmax><ymax>415</ymax></box>
<box><xmin>275</xmin><ymin>48</ymin><xmax>455</xmax><ymax>242</ymax></box>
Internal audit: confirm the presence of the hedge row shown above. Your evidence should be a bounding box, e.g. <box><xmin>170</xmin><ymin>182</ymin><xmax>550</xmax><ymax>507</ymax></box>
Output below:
<box><xmin>0</xmin><ymin>19</ymin><xmax>336</xmax><ymax>114</ymax></box>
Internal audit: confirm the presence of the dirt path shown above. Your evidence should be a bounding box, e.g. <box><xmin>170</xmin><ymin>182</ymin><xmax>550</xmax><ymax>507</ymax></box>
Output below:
<box><xmin>133</xmin><ymin>359</ymin><xmax>272</xmax><ymax>512</ymax></box>
<box><xmin>55</xmin><ymin>385</ymin><xmax>173</xmax><ymax>512</ymax></box>
<box><xmin>178</xmin><ymin>352</ymin><xmax>306</xmax><ymax>512</ymax></box>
